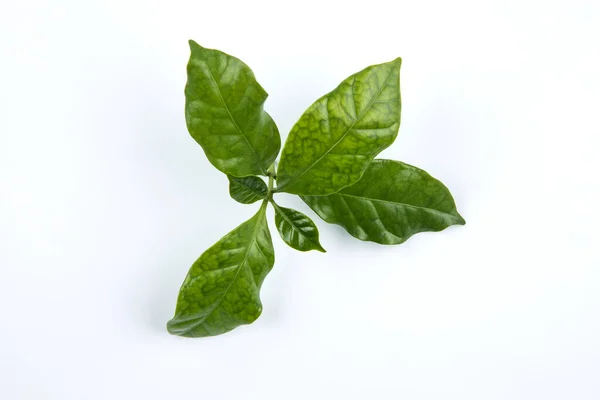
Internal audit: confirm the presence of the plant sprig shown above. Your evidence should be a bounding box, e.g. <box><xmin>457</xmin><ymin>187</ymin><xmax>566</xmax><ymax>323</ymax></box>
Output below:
<box><xmin>167</xmin><ymin>40</ymin><xmax>465</xmax><ymax>338</ymax></box>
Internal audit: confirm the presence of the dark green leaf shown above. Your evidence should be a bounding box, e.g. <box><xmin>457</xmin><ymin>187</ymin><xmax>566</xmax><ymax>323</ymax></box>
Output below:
<box><xmin>185</xmin><ymin>40</ymin><xmax>281</xmax><ymax>177</ymax></box>
<box><xmin>167</xmin><ymin>202</ymin><xmax>274</xmax><ymax>337</ymax></box>
<box><xmin>271</xmin><ymin>201</ymin><xmax>325</xmax><ymax>253</ymax></box>
<box><xmin>228</xmin><ymin>175</ymin><xmax>268</xmax><ymax>204</ymax></box>
<box><xmin>276</xmin><ymin>58</ymin><xmax>402</xmax><ymax>195</ymax></box>
<box><xmin>302</xmin><ymin>159</ymin><xmax>465</xmax><ymax>245</ymax></box>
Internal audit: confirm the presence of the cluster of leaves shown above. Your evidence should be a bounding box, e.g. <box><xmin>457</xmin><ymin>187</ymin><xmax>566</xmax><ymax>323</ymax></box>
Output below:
<box><xmin>167</xmin><ymin>40</ymin><xmax>465</xmax><ymax>338</ymax></box>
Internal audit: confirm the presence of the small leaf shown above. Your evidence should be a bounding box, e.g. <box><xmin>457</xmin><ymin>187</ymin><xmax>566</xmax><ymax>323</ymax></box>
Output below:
<box><xmin>272</xmin><ymin>201</ymin><xmax>325</xmax><ymax>253</ymax></box>
<box><xmin>185</xmin><ymin>40</ymin><xmax>281</xmax><ymax>177</ymax></box>
<box><xmin>276</xmin><ymin>58</ymin><xmax>402</xmax><ymax>195</ymax></box>
<box><xmin>167</xmin><ymin>202</ymin><xmax>274</xmax><ymax>338</ymax></box>
<box><xmin>302</xmin><ymin>159</ymin><xmax>465</xmax><ymax>245</ymax></box>
<box><xmin>228</xmin><ymin>175</ymin><xmax>268</xmax><ymax>204</ymax></box>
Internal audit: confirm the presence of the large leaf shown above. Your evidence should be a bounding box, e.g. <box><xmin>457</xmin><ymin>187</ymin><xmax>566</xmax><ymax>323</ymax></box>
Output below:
<box><xmin>185</xmin><ymin>40</ymin><xmax>280</xmax><ymax>177</ymax></box>
<box><xmin>276</xmin><ymin>58</ymin><xmax>402</xmax><ymax>195</ymax></box>
<box><xmin>228</xmin><ymin>175</ymin><xmax>268</xmax><ymax>204</ymax></box>
<box><xmin>167</xmin><ymin>202</ymin><xmax>274</xmax><ymax>337</ymax></box>
<box><xmin>272</xmin><ymin>201</ymin><xmax>325</xmax><ymax>253</ymax></box>
<box><xmin>302</xmin><ymin>159</ymin><xmax>465</xmax><ymax>245</ymax></box>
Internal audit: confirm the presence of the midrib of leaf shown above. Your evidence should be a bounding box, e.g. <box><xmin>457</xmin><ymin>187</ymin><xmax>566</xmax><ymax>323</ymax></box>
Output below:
<box><xmin>202</xmin><ymin>61</ymin><xmax>265</xmax><ymax>175</ymax></box>
<box><xmin>241</xmin><ymin>182</ymin><xmax>267</xmax><ymax>198</ymax></box>
<box><xmin>177</xmin><ymin>203</ymin><xmax>267</xmax><ymax>335</ymax></box>
<box><xmin>278</xmin><ymin>67</ymin><xmax>396</xmax><ymax>191</ymax></box>
<box><xmin>337</xmin><ymin>192</ymin><xmax>461</xmax><ymax>220</ymax></box>
<box><xmin>273</xmin><ymin>202</ymin><xmax>321</xmax><ymax>248</ymax></box>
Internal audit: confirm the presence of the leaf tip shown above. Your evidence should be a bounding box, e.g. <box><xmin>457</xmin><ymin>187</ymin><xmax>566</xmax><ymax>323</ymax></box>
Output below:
<box><xmin>188</xmin><ymin>39</ymin><xmax>201</xmax><ymax>50</ymax></box>
<box><xmin>166</xmin><ymin>316</ymin><xmax>198</xmax><ymax>338</ymax></box>
<box><xmin>166</xmin><ymin>318</ymin><xmax>181</xmax><ymax>336</ymax></box>
<box><xmin>313</xmin><ymin>243</ymin><xmax>327</xmax><ymax>253</ymax></box>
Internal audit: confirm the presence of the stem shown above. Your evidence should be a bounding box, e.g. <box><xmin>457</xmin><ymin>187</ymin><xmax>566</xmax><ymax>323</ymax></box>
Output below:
<box><xmin>267</xmin><ymin>163</ymin><xmax>276</xmax><ymax>196</ymax></box>
<box><xmin>268</xmin><ymin>174</ymin><xmax>274</xmax><ymax>192</ymax></box>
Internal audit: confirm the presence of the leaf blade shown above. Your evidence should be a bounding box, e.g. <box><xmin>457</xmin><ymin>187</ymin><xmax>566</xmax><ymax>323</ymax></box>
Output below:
<box><xmin>167</xmin><ymin>202</ymin><xmax>274</xmax><ymax>337</ymax></box>
<box><xmin>228</xmin><ymin>175</ymin><xmax>268</xmax><ymax>204</ymax></box>
<box><xmin>185</xmin><ymin>40</ymin><xmax>281</xmax><ymax>177</ymax></box>
<box><xmin>276</xmin><ymin>58</ymin><xmax>402</xmax><ymax>195</ymax></box>
<box><xmin>272</xmin><ymin>202</ymin><xmax>326</xmax><ymax>252</ymax></box>
<box><xmin>302</xmin><ymin>159</ymin><xmax>465</xmax><ymax>245</ymax></box>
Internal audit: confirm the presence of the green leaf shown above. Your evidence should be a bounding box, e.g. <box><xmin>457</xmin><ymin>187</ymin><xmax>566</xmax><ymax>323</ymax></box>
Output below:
<box><xmin>276</xmin><ymin>58</ymin><xmax>402</xmax><ymax>195</ymax></box>
<box><xmin>302</xmin><ymin>159</ymin><xmax>465</xmax><ymax>245</ymax></box>
<box><xmin>167</xmin><ymin>202</ymin><xmax>274</xmax><ymax>337</ymax></box>
<box><xmin>185</xmin><ymin>40</ymin><xmax>281</xmax><ymax>177</ymax></box>
<box><xmin>271</xmin><ymin>201</ymin><xmax>325</xmax><ymax>253</ymax></box>
<box><xmin>228</xmin><ymin>175</ymin><xmax>268</xmax><ymax>204</ymax></box>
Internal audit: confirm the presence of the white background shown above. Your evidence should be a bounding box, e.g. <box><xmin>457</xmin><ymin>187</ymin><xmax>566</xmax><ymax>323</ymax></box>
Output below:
<box><xmin>1</xmin><ymin>0</ymin><xmax>599</xmax><ymax>398</ymax></box>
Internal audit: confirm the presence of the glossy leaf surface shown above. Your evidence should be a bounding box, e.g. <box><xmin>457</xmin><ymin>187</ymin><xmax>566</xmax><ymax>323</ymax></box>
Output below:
<box><xmin>302</xmin><ymin>160</ymin><xmax>465</xmax><ymax>245</ymax></box>
<box><xmin>276</xmin><ymin>58</ymin><xmax>402</xmax><ymax>195</ymax></box>
<box><xmin>272</xmin><ymin>202</ymin><xmax>325</xmax><ymax>253</ymax></box>
<box><xmin>228</xmin><ymin>175</ymin><xmax>268</xmax><ymax>204</ymax></box>
<box><xmin>185</xmin><ymin>40</ymin><xmax>280</xmax><ymax>177</ymax></box>
<box><xmin>167</xmin><ymin>202</ymin><xmax>274</xmax><ymax>337</ymax></box>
